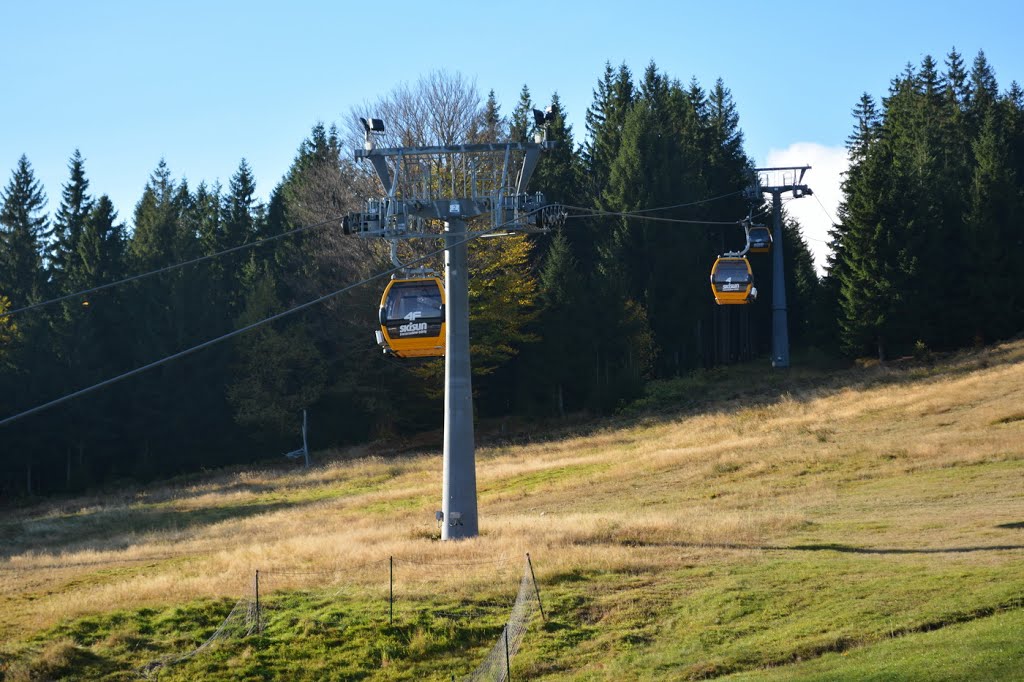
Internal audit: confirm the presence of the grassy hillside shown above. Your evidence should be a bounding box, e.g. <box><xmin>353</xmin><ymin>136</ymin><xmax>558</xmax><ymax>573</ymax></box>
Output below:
<box><xmin>1</xmin><ymin>341</ymin><xmax>1023</xmax><ymax>680</ymax></box>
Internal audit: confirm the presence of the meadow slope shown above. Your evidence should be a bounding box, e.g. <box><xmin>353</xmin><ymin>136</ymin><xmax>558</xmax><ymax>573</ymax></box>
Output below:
<box><xmin>1</xmin><ymin>341</ymin><xmax>1023</xmax><ymax>680</ymax></box>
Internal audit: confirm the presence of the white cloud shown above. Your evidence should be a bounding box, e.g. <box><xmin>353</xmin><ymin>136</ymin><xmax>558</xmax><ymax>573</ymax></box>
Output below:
<box><xmin>764</xmin><ymin>143</ymin><xmax>849</xmax><ymax>275</ymax></box>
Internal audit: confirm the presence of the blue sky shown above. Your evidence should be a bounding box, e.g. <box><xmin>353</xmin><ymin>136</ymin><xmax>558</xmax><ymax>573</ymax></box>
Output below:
<box><xmin>2</xmin><ymin>0</ymin><xmax>1021</xmax><ymax>272</ymax></box>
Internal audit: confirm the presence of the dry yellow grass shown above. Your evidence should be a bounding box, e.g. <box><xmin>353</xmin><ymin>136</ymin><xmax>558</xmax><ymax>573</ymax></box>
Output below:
<box><xmin>2</xmin><ymin>340</ymin><xmax>1023</xmax><ymax>658</ymax></box>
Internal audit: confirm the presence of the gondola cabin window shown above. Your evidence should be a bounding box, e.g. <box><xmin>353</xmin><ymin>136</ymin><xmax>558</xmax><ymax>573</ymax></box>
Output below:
<box><xmin>714</xmin><ymin>260</ymin><xmax>751</xmax><ymax>288</ymax></box>
<box><xmin>386</xmin><ymin>283</ymin><xmax>443</xmax><ymax>322</ymax></box>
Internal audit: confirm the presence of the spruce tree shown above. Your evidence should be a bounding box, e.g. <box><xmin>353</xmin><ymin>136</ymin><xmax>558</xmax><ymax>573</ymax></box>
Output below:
<box><xmin>220</xmin><ymin>161</ymin><xmax>262</xmax><ymax>316</ymax></box>
<box><xmin>586</xmin><ymin>63</ymin><xmax>635</xmax><ymax>207</ymax></box>
<box><xmin>221</xmin><ymin>159</ymin><xmax>260</xmax><ymax>249</ymax></box>
<box><xmin>57</xmin><ymin>195</ymin><xmax>127</xmax><ymax>489</ymax></box>
<box><xmin>969</xmin><ymin>50</ymin><xmax>999</xmax><ymax>130</ymax></box>
<box><xmin>51</xmin><ymin>150</ymin><xmax>94</xmax><ymax>288</ymax></box>
<box><xmin>474</xmin><ymin>89</ymin><xmax>505</xmax><ymax>143</ymax></box>
<box><xmin>836</xmin><ymin>109</ymin><xmax>900</xmax><ymax>359</ymax></box>
<box><xmin>129</xmin><ymin>159</ymin><xmax>178</xmax><ymax>270</ymax></box>
<box><xmin>0</xmin><ymin>156</ymin><xmax>51</xmax><ymax>492</ymax></box>
<box><xmin>228</xmin><ymin>266</ymin><xmax>327</xmax><ymax>443</ymax></box>
<box><xmin>944</xmin><ymin>48</ymin><xmax>971</xmax><ymax>111</ymax></box>
<box><xmin>528</xmin><ymin>230</ymin><xmax>589</xmax><ymax>415</ymax></box>
<box><xmin>509</xmin><ymin>84</ymin><xmax>534</xmax><ymax>143</ymax></box>
<box><xmin>966</xmin><ymin>105</ymin><xmax>1021</xmax><ymax>340</ymax></box>
<box><xmin>847</xmin><ymin>93</ymin><xmax>881</xmax><ymax>161</ymax></box>
<box><xmin>831</xmin><ymin>49</ymin><xmax>1024</xmax><ymax>357</ymax></box>
<box><xmin>0</xmin><ymin>155</ymin><xmax>49</xmax><ymax>306</ymax></box>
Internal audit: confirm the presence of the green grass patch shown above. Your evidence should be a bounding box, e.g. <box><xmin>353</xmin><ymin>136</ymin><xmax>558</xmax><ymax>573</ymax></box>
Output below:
<box><xmin>725</xmin><ymin>607</ymin><xmax>1024</xmax><ymax>681</ymax></box>
<box><xmin>0</xmin><ymin>586</ymin><xmax>528</xmax><ymax>681</ymax></box>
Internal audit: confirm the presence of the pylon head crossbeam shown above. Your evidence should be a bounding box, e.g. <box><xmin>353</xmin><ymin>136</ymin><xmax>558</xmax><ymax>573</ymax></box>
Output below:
<box><xmin>752</xmin><ymin>165</ymin><xmax>813</xmax><ymax>195</ymax></box>
<box><xmin>345</xmin><ymin>140</ymin><xmax>561</xmax><ymax>239</ymax></box>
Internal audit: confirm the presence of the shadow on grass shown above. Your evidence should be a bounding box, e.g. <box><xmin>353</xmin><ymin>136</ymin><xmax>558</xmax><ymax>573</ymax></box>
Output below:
<box><xmin>612</xmin><ymin>540</ymin><xmax>1024</xmax><ymax>555</ymax></box>
<box><xmin>0</xmin><ymin>499</ymin><xmax>298</xmax><ymax>563</ymax></box>
<box><xmin>996</xmin><ymin>521</ymin><xmax>1024</xmax><ymax>529</ymax></box>
<box><xmin>780</xmin><ymin>542</ymin><xmax>1024</xmax><ymax>555</ymax></box>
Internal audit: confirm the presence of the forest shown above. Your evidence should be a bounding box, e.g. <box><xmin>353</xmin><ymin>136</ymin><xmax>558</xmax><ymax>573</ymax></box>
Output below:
<box><xmin>1</xmin><ymin>50</ymin><xmax>1021</xmax><ymax>496</ymax></box>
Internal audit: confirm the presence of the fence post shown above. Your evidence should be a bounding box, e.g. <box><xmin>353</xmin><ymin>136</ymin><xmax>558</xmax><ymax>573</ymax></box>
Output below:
<box><xmin>504</xmin><ymin>625</ymin><xmax>511</xmax><ymax>682</ymax></box>
<box><xmin>526</xmin><ymin>553</ymin><xmax>545</xmax><ymax>622</ymax></box>
<box><xmin>254</xmin><ymin>569</ymin><xmax>261</xmax><ymax>633</ymax></box>
<box><xmin>389</xmin><ymin>556</ymin><xmax>394</xmax><ymax>626</ymax></box>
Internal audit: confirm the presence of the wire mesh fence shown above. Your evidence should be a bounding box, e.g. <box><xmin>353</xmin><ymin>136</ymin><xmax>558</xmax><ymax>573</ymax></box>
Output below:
<box><xmin>139</xmin><ymin>588</ymin><xmax>258</xmax><ymax>678</ymax></box>
<box><xmin>464</xmin><ymin>555</ymin><xmax>544</xmax><ymax>682</ymax></box>
<box><xmin>137</xmin><ymin>553</ymin><xmax>543</xmax><ymax>679</ymax></box>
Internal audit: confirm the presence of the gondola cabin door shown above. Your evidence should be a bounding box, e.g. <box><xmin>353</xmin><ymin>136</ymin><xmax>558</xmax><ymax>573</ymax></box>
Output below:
<box><xmin>378</xmin><ymin>277</ymin><xmax>446</xmax><ymax>357</ymax></box>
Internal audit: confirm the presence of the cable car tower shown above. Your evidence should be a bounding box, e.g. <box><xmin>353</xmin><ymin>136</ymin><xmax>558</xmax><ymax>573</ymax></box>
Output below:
<box><xmin>344</xmin><ymin>112</ymin><xmax>564</xmax><ymax>540</ymax></box>
<box><xmin>746</xmin><ymin>166</ymin><xmax>812</xmax><ymax>369</ymax></box>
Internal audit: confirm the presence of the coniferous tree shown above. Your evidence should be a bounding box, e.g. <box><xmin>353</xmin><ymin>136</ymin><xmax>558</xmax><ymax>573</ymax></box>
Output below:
<box><xmin>219</xmin><ymin>161</ymin><xmax>263</xmax><ymax>316</ymax></box>
<box><xmin>228</xmin><ymin>265</ymin><xmax>326</xmax><ymax>444</ymax></box>
<box><xmin>129</xmin><ymin>160</ymin><xmax>179</xmax><ymax>270</ymax></box>
<box><xmin>473</xmin><ymin>89</ymin><xmax>505</xmax><ymax>143</ymax></box>
<box><xmin>970</xmin><ymin>50</ymin><xmax>999</xmax><ymax>123</ymax></box>
<box><xmin>58</xmin><ymin>195</ymin><xmax>127</xmax><ymax>487</ymax></box>
<box><xmin>585</xmin><ymin>63</ymin><xmax>635</xmax><ymax>208</ymax></box>
<box><xmin>525</xmin><ymin>230</ymin><xmax>590</xmax><ymax>415</ymax></box>
<box><xmin>532</xmin><ymin>93</ymin><xmax>579</xmax><ymax>206</ymax></box>
<box><xmin>528</xmin><ymin>92</ymin><xmax>583</xmax><ymax>267</ymax></box>
<box><xmin>50</xmin><ymin>152</ymin><xmax>100</xmax><ymax>484</ymax></box>
<box><xmin>837</xmin><ymin>71</ymin><xmax>912</xmax><ymax>359</ymax></box>
<box><xmin>966</xmin><ymin>104</ymin><xmax>1022</xmax><ymax>340</ymax></box>
<box><xmin>583</xmin><ymin>63</ymin><xmax>615</xmax><ymax>168</ymax></box>
<box><xmin>0</xmin><ymin>156</ymin><xmax>50</xmax><ymax>493</ymax></box>
<box><xmin>833</xmin><ymin>48</ymin><xmax>1024</xmax><ymax>357</ymax></box>
<box><xmin>122</xmin><ymin>161</ymin><xmax>206</xmax><ymax>476</ymax></box>
<box><xmin>509</xmin><ymin>84</ymin><xmax>535</xmax><ymax>143</ymax></box>
<box><xmin>221</xmin><ymin>159</ymin><xmax>260</xmax><ymax>249</ymax></box>
<box><xmin>0</xmin><ymin>156</ymin><xmax>49</xmax><ymax>306</ymax></box>
<box><xmin>51</xmin><ymin>150</ymin><xmax>93</xmax><ymax>288</ymax></box>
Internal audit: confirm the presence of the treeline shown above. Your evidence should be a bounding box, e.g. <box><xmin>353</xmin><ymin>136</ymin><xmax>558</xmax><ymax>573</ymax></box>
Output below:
<box><xmin>2</xmin><ymin>51</ymin><xmax>1020</xmax><ymax>496</ymax></box>
<box><xmin>829</xmin><ymin>49</ymin><xmax>1024</xmax><ymax>358</ymax></box>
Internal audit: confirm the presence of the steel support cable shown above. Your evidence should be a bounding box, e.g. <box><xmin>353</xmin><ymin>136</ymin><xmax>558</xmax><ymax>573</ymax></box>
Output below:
<box><xmin>0</xmin><ymin>211</ymin><xmax>541</xmax><ymax>428</ymax></box>
<box><xmin>812</xmin><ymin>192</ymin><xmax>839</xmax><ymax>227</ymax></box>
<box><xmin>4</xmin><ymin>215</ymin><xmax>343</xmax><ymax>317</ymax></box>
<box><xmin>615</xmin><ymin>189</ymin><xmax>743</xmax><ymax>214</ymax></box>
<box><xmin>560</xmin><ymin>189</ymin><xmax>742</xmax><ymax>219</ymax></box>
<box><xmin>561</xmin><ymin>202</ymin><xmax>773</xmax><ymax>227</ymax></box>
<box><xmin>561</xmin><ymin>203</ymin><xmax>743</xmax><ymax>226</ymax></box>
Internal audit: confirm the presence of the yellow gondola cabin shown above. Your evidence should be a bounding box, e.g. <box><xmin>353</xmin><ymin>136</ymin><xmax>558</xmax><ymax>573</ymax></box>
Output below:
<box><xmin>377</xmin><ymin>277</ymin><xmax>446</xmax><ymax>358</ymax></box>
<box><xmin>710</xmin><ymin>257</ymin><xmax>756</xmax><ymax>305</ymax></box>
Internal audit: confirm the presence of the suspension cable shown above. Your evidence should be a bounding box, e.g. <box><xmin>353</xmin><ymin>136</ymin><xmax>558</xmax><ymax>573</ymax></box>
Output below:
<box><xmin>5</xmin><ymin>215</ymin><xmax>342</xmax><ymax>317</ymax></box>
<box><xmin>0</xmin><ymin>212</ymin><xmax>535</xmax><ymax>428</ymax></box>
